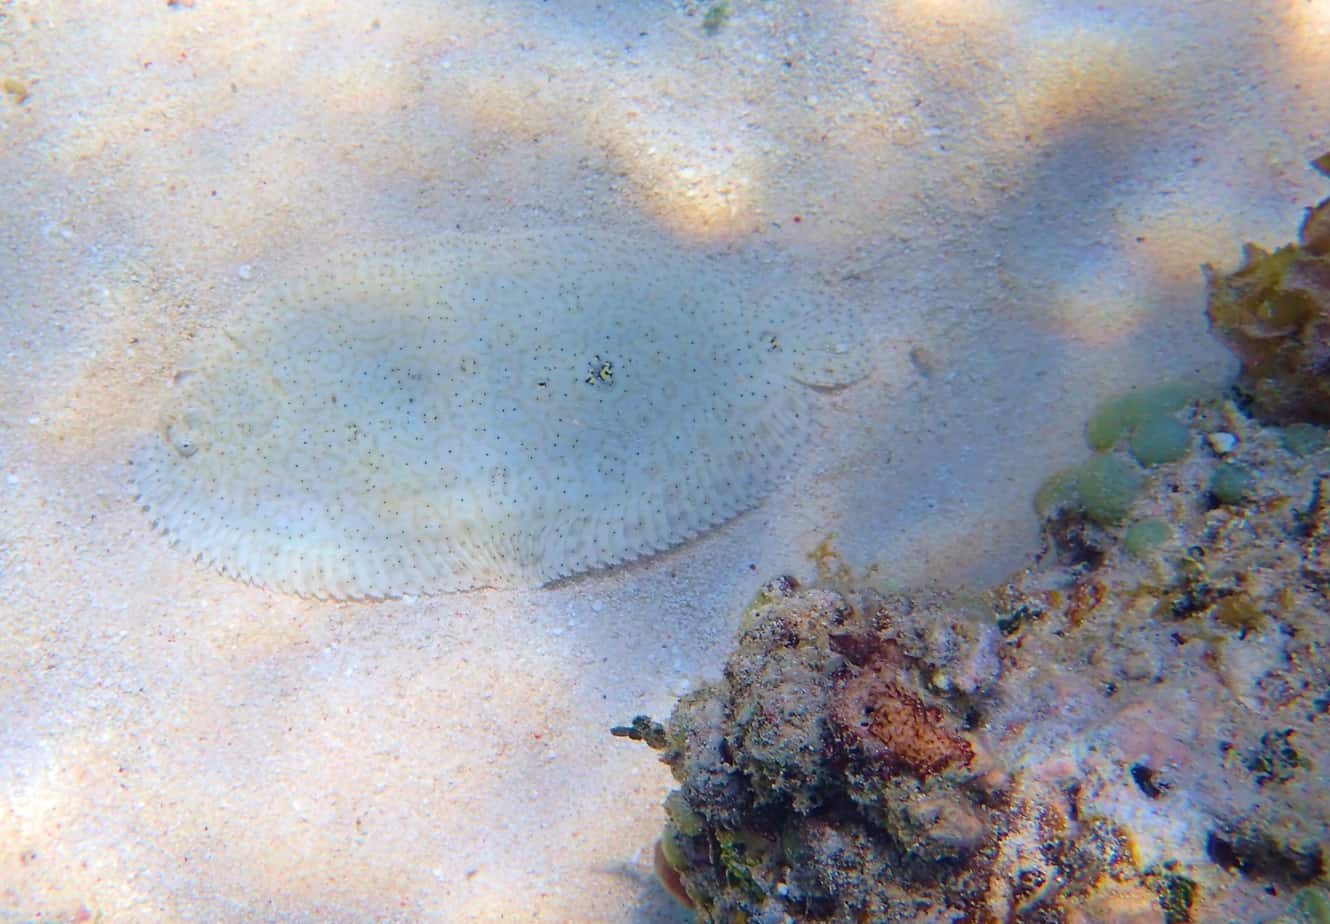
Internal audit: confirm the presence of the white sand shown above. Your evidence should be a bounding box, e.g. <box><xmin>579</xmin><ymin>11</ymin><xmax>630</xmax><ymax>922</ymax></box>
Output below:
<box><xmin>1</xmin><ymin>1</ymin><xmax>1324</xmax><ymax>920</ymax></box>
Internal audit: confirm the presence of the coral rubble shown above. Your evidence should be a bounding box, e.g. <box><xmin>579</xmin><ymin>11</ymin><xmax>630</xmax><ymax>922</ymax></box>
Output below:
<box><xmin>635</xmin><ymin>387</ymin><xmax>1330</xmax><ymax>921</ymax></box>
<box><xmin>624</xmin><ymin>157</ymin><xmax>1330</xmax><ymax>923</ymax></box>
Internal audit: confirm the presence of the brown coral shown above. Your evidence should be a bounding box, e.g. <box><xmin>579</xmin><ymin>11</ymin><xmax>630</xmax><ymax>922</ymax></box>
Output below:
<box><xmin>832</xmin><ymin>668</ymin><xmax>975</xmax><ymax>779</ymax></box>
<box><xmin>1205</xmin><ymin>155</ymin><xmax>1330</xmax><ymax>425</ymax></box>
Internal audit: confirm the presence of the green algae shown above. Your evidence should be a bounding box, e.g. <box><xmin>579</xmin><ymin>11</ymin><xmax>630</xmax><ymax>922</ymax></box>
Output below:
<box><xmin>1034</xmin><ymin>467</ymin><xmax>1079</xmax><ymax>518</ymax></box>
<box><xmin>1086</xmin><ymin>381</ymin><xmax>1211</xmax><ymax>451</ymax></box>
<box><xmin>1076</xmin><ymin>453</ymin><xmax>1145</xmax><ymax>525</ymax></box>
<box><xmin>1124</xmin><ymin>518</ymin><xmax>1170</xmax><ymax>557</ymax></box>
<box><xmin>1210</xmin><ymin>462</ymin><xmax>1256</xmax><ymax>505</ymax></box>
<box><xmin>1282</xmin><ymin>423</ymin><xmax>1329</xmax><ymax>456</ymax></box>
<box><xmin>1129</xmin><ymin>414</ymin><xmax>1192</xmax><ymax>466</ymax></box>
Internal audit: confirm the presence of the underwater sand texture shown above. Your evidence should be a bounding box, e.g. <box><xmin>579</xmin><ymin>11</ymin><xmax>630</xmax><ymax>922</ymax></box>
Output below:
<box><xmin>2</xmin><ymin>0</ymin><xmax>1328</xmax><ymax>921</ymax></box>
<box><xmin>135</xmin><ymin>232</ymin><xmax>866</xmax><ymax>597</ymax></box>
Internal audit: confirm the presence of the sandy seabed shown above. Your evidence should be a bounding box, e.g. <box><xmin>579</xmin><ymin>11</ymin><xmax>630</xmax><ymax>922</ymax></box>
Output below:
<box><xmin>1</xmin><ymin>1</ymin><xmax>1326</xmax><ymax>921</ymax></box>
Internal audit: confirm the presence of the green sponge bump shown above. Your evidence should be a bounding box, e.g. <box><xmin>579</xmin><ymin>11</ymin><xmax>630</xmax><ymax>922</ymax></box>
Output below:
<box><xmin>1210</xmin><ymin>462</ymin><xmax>1256</xmax><ymax>505</ymax></box>
<box><xmin>1076</xmin><ymin>453</ymin><xmax>1145</xmax><ymax>525</ymax></box>
<box><xmin>1282</xmin><ymin>423</ymin><xmax>1329</xmax><ymax>456</ymax></box>
<box><xmin>1086</xmin><ymin>379</ymin><xmax>1212</xmax><ymax>451</ymax></box>
<box><xmin>1034</xmin><ymin>468</ymin><xmax>1079</xmax><ymax>518</ymax></box>
<box><xmin>1124</xmin><ymin>518</ymin><xmax>1171</xmax><ymax>556</ymax></box>
<box><xmin>1129</xmin><ymin>413</ymin><xmax>1192</xmax><ymax>466</ymax></box>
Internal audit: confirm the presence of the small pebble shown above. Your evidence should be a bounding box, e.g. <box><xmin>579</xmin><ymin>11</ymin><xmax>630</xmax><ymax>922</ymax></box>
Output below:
<box><xmin>1207</xmin><ymin>432</ymin><xmax>1237</xmax><ymax>455</ymax></box>
<box><xmin>237</xmin><ymin>263</ymin><xmax>253</xmax><ymax>280</ymax></box>
<box><xmin>6</xmin><ymin>474</ymin><xmax>19</xmax><ymax>485</ymax></box>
